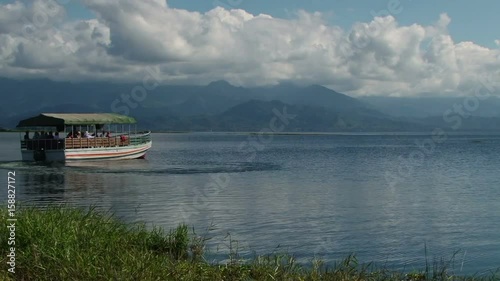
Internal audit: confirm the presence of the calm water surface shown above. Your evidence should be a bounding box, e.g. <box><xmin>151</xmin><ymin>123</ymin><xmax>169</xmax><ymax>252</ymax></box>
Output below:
<box><xmin>1</xmin><ymin>132</ymin><xmax>499</xmax><ymax>274</ymax></box>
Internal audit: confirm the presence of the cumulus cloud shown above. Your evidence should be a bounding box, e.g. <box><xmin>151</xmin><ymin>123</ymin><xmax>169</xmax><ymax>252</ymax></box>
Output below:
<box><xmin>0</xmin><ymin>0</ymin><xmax>499</xmax><ymax>96</ymax></box>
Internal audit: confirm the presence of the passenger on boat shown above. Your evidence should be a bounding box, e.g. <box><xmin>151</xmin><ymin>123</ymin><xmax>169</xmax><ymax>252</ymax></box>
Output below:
<box><xmin>76</xmin><ymin>131</ymin><xmax>82</xmax><ymax>138</ymax></box>
<box><xmin>24</xmin><ymin>131</ymin><xmax>32</xmax><ymax>149</ymax></box>
<box><xmin>54</xmin><ymin>132</ymin><xmax>60</xmax><ymax>139</ymax></box>
<box><xmin>33</xmin><ymin>132</ymin><xmax>40</xmax><ymax>139</ymax></box>
<box><xmin>105</xmin><ymin>131</ymin><xmax>111</xmax><ymax>138</ymax></box>
<box><xmin>40</xmin><ymin>131</ymin><xmax>46</xmax><ymax>139</ymax></box>
<box><xmin>66</xmin><ymin>131</ymin><xmax>73</xmax><ymax>138</ymax></box>
<box><xmin>48</xmin><ymin>132</ymin><xmax>54</xmax><ymax>139</ymax></box>
<box><xmin>84</xmin><ymin>131</ymin><xmax>95</xmax><ymax>139</ymax></box>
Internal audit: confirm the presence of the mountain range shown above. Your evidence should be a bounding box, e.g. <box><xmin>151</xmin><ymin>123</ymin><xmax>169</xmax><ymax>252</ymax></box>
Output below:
<box><xmin>1</xmin><ymin>78</ymin><xmax>499</xmax><ymax>132</ymax></box>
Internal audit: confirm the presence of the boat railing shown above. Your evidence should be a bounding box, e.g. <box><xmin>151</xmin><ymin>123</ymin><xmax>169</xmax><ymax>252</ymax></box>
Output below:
<box><xmin>129</xmin><ymin>131</ymin><xmax>152</xmax><ymax>146</ymax></box>
<box><xmin>21</xmin><ymin>131</ymin><xmax>151</xmax><ymax>150</ymax></box>
<box><xmin>21</xmin><ymin>139</ymin><xmax>65</xmax><ymax>151</ymax></box>
<box><xmin>65</xmin><ymin>137</ymin><xmax>120</xmax><ymax>149</ymax></box>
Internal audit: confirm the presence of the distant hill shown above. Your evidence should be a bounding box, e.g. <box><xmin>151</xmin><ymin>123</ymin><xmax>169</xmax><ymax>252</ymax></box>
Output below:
<box><xmin>259</xmin><ymin>84</ymin><xmax>368</xmax><ymax>112</ymax></box>
<box><xmin>207</xmin><ymin>100</ymin><xmax>425</xmax><ymax>132</ymax></box>
<box><xmin>361</xmin><ymin>96</ymin><xmax>500</xmax><ymax>118</ymax></box>
<box><xmin>415</xmin><ymin>115</ymin><xmax>500</xmax><ymax>131</ymax></box>
<box><xmin>1</xmin><ymin>77</ymin><xmax>500</xmax><ymax>132</ymax></box>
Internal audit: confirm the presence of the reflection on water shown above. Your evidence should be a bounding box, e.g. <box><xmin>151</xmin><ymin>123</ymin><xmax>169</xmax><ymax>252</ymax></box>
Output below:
<box><xmin>23</xmin><ymin>172</ymin><xmax>66</xmax><ymax>201</ymax></box>
<box><xmin>1</xmin><ymin>132</ymin><xmax>500</xmax><ymax>275</ymax></box>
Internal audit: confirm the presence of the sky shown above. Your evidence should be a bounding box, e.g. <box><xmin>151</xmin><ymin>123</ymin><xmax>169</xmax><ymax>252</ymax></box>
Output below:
<box><xmin>0</xmin><ymin>0</ymin><xmax>499</xmax><ymax>96</ymax></box>
<box><xmin>168</xmin><ymin>0</ymin><xmax>500</xmax><ymax>49</ymax></box>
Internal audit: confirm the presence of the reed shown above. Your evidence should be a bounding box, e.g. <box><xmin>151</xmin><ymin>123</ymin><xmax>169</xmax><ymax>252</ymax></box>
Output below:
<box><xmin>0</xmin><ymin>206</ymin><xmax>498</xmax><ymax>280</ymax></box>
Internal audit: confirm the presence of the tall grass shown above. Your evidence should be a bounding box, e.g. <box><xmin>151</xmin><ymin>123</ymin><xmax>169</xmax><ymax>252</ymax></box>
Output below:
<box><xmin>0</xmin><ymin>206</ymin><xmax>498</xmax><ymax>280</ymax></box>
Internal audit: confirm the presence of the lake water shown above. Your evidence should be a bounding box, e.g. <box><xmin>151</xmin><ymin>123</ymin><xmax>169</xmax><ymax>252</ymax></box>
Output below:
<box><xmin>1</xmin><ymin>132</ymin><xmax>499</xmax><ymax>275</ymax></box>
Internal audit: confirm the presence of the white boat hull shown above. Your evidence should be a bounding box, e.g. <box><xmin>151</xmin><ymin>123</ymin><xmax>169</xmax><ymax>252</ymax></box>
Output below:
<box><xmin>21</xmin><ymin>141</ymin><xmax>152</xmax><ymax>162</ymax></box>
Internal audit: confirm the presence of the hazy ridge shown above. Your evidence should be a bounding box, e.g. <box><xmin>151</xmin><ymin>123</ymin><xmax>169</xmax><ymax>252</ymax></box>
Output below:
<box><xmin>1</xmin><ymin>78</ymin><xmax>499</xmax><ymax>132</ymax></box>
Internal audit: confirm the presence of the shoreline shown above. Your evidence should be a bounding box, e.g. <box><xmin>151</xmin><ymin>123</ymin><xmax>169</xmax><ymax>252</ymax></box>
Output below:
<box><xmin>1</xmin><ymin>206</ymin><xmax>497</xmax><ymax>280</ymax></box>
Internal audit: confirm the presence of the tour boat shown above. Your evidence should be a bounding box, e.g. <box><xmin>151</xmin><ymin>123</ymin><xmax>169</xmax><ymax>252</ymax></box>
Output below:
<box><xmin>16</xmin><ymin>113</ymin><xmax>152</xmax><ymax>162</ymax></box>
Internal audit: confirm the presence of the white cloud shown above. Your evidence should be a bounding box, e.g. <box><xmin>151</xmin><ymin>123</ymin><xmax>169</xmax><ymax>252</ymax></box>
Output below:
<box><xmin>0</xmin><ymin>0</ymin><xmax>499</xmax><ymax>97</ymax></box>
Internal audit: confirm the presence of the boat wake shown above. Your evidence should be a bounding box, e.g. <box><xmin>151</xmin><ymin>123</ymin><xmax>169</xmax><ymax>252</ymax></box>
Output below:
<box><xmin>0</xmin><ymin>161</ymin><xmax>280</xmax><ymax>175</ymax></box>
<box><xmin>0</xmin><ymin>161</ymin><xmax>65</xmax><ymax>171</ymax></box>
<box><xmin>67</xmin><ymin>161</ymin><xmax>281</xmax><ymax>175</ymax></box>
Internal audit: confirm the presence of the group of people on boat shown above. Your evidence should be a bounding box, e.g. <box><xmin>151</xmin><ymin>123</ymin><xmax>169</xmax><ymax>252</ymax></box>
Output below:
<box><xmin>23</xmin><ymin>128</ymin><xmax>131</xmax><ymax>152</ymax></box>
<box><xmin>66</xmin><ymin>130</ymin><xmax>111</xmax><ymax>139</ymax></box>
<box><xmin>24</xmin><ymin>130</ymin><xmax>113</xmax><ymax>140</ymax></box>
<box><xmin>24</xmin><ymin>131</ymin><xmax>60</xmax><ymax>140</ymax></box>
<box><xmin>23</xmin><ymin>131</ymin><xmax>64</xmax><ymax>150</ymax></box>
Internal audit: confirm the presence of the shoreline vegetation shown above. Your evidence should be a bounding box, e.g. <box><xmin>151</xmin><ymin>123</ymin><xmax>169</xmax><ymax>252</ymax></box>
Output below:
<box><xmin>0</xmin><ymin>207</ymin><xmax>499</xmax><ymax>280</ymax></box>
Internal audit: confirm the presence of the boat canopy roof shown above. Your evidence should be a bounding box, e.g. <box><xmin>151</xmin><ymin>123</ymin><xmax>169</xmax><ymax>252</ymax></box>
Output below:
<box><xmin>17</xmin><ymin>113</ymin><xmax>137</xmax><ymax>128</ymax></box>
